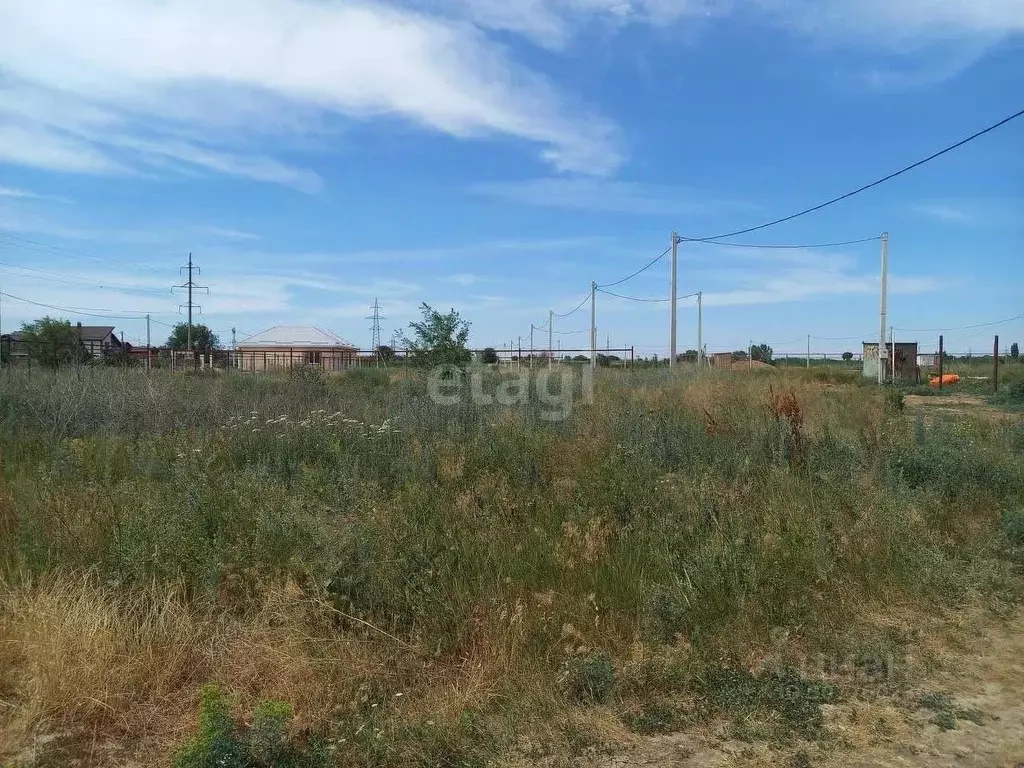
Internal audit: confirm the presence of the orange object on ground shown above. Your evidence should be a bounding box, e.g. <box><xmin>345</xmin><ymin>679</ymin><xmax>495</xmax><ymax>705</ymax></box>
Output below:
<box><xmin>928</xmin><ymin>373</ymin><xmax>960</xmax><ymax>388</ymax></box>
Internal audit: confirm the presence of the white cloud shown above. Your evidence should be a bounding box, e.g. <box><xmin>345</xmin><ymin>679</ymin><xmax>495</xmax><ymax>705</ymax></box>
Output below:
<box><xmin>0</xmin><ymin>185</ymin><xmax>72</xmax><ymax>206</ymax></box>
<box><xmin>419</xmin><ymin>0</ymin><xmax>1024</xmax><ymax>48</ymax></box>
<box><xmin>0</xmin><ymin>0</ymin><xmax>621</xmax><ymax>185</ymax></box>
<box><xmin>684</xmin><ymin>246</ymin><xmax>941</xmax><ymax>307</ymax></box>
<box><xmin>202</xmin><ymin>227</ymin><xmax>262</xmax><ymax>242</ymax></box>
<box><xmin>911</xmin><ymin>203</ymin><xmax>973</xmax><ymax>223</ymax></box>
<box><xmin>442</xmin><ymin>273</ymin><xmax>482</xmax><ymax>286</ymax></box>
<box><xmin>0</xmin><ymin>124</ymin><xmax>128</xmax><ymax>176</ymax></box>
<box><xmin>470</xmin><ymin>177</ymin><xmax>753</xmax><ymax>215</ymax></box>
<box><xmin>753</xmin><ymin>0</ymin><xmax>1024</xmax><ymax>47</ymax></box>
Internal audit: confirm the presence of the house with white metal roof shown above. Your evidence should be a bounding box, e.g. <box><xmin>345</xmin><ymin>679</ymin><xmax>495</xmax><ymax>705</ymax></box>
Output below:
<box><xmin>236</xmin><ymin>325</ymin><xmax>358</xmax><ymax>372</ymax></box>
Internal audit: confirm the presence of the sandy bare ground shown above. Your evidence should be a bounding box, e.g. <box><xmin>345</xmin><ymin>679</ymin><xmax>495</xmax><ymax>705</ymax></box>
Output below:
<box><xmin>593</xmin><ymin>613</ymin><xmax>1024</xmax><ymax>768</ymax></box>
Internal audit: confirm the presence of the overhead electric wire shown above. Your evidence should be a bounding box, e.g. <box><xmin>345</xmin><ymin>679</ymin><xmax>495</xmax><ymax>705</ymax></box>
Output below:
<box><xmin>0</xmin><ymin>258</ymin><xmax>172</xmax><ymax>296</ymax></box>
<box><xmin>0</xmin><ymin>291</ymin><xmax>160</xmax><ymax>320</ymax></box>
<box><xmin>813</xmin><ymin>332</ymin><xmax>876</xmax><ymax>341</ymax></box>
<box><xmin>895</xmin><ymin>313</ymin><xmax>1024</xmax><ymax>334</ymax></box>
<box><xmin>700</xmin><ymin>236</ymin><xmax>881</xmax><ymax>250</ymax></box>
<box><xmin>597</xmin><ymin>247</ymin><xmax>671</xmax><ymax>288</ymax></box>
<box><xmin>597</xmin><ymin>288</ymin><xmax>699</xmax><ymax>303</ymax></box>
<box><xmin>553</xmin><ymin>293</ymin><xmax>591</xmax><ymax>318</ymax></box>
<box><xmin>0</xmin><ymin>232</ymin><xmax>170</xmax><ymax>273</ymax></box>
<box><xmin>677</xmin><ymin>106</ymin><xmax>1024</xmax><ymax>242</ymax></box>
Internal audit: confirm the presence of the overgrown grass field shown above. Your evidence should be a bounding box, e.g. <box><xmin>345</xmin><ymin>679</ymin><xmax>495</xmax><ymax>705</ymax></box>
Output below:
<box><xmin>1</xmin><ymin>366</ymin><xmax>1022</xmax><ymax>766</ymax></box>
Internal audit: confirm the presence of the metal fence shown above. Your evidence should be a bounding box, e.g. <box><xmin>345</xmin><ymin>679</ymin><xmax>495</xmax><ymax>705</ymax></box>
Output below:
<box><xmin>0</xmin><ymin>340</ymin><xmax>638</xmax><ymax>373</ymax></box>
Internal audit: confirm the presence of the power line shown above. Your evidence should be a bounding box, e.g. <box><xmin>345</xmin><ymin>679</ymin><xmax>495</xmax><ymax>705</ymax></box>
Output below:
<box><xmin>0</xmin><ymin>291</ymin><xmax>156</xmax><ymax>319</ymax></box>
<box><xmin>699</xmin><ymin>236</ymin><xmax>881</xmax><ymax>250</ymax></box>
<box><xmin>0</xmin><ymin>232</ymin><xmax>169</xmax><ymax>273</ymax></box>
<box><xmin>895</xmin><ymin>313</ymin><xmax>1024</xmax><ymax>334</ymax></box>
<box><xmin>553</xmin><ymin>293</ymin><xmax>591</xmax><ymax>318</ymax></box>
<box><xmin>597</xmin><ymin>288</ymin><xmax>699</xmax><ymax>303</ymax></box>
<box><xmin>813</xmin><ymin>332</ymin><xmax>876</xmax><ymax>341</ymax></box>
<box><xmin>678</xmin><ymin>106</ymin><xmax>1024</xmax><ymax>242</ymax></box>
<box><xmin>0</xmin><ymin>256</ymin><xmax>172</xmax><ymax>295</ymax></box>
<box><xmin>597</xmin><ymin>247</ymin><xmax>671</xmax><ymax>288</ymax></box>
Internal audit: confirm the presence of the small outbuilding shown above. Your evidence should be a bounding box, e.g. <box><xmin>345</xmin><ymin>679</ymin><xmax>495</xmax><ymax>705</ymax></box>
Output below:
<box><xmin>862</xmin><ymin>341</ymin><xmax>919</xmax><ymax>382</ymax></box>
<box><xmin>236</xmin><ymin>326</ymin><xmax>358</xmax><ymax>372</ymax></box>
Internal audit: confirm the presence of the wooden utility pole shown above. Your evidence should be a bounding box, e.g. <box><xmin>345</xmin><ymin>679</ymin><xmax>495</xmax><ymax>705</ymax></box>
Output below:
<box><xmin>994</xmin><ymin>335</ymin><xmax>1000</xmax><ymax>394</ymax></box>
<box><xmin>938</xmin><ymin>335</ymin><xmax>944</xmax><ymax>391</ymax></box>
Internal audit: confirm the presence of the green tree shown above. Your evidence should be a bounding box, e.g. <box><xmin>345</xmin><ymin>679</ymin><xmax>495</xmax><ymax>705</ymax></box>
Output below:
<box><xmin>400</xmin><ymin>303</ymin><xmax>471</xmax><ymax>367</ymax></box>
<box><xmin>842</xmin><ymin>351</ymin><xmax>854</xmax><ymax>361</ymax></box>
<box><xmin>479</xmin><ymin>347</ymin><xmax>499</xmax><ymax>364</ymax></box>
<box><xmin>376</xmin><ymin>344</ymin><xmax>396</xmax><ymax>362</ymax></box>
<box><xmin>19</xmin><ymin>317</ymin><xmax>90</xmax><ymax>367</ymax></box>
<box><xmin>751</xmin><ymin>343</ymin><xmax>774</xmax><ymax>364</ymax></box>
<box><xmin>732</xmin><ymin>350</ymin><xmax>748</xmax><ymax>362</ymax></box>
<box><xmin>679</xmin><ymin>349</ymin><xmax>698</xmax><ymax>363</ymax></box>
<box><xmin>166</xmin><ymin>323</ymin><xmax>220</xmax><ymax>351</ymax></box>
<box><xmin>1011</xmin><ymin>342</ymin><xmax>1019</xmax><ymax>359</ymax></box>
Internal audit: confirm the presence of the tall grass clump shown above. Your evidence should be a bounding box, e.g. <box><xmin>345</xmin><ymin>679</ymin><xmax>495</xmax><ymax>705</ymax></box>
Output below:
<box><xmin>0</xmin><ymin>366</ymin><xmax>1021</xmax><ymax>764</ymax></box>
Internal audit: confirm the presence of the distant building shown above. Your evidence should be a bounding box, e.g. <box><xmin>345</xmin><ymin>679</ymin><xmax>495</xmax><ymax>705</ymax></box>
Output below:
<box><xmin>1</xmin><ymin>323</ymin><xmax>128</xmax><ymax>361</ymax></box>
<box><xmin>236</xmin><ymin>325</ymin><xmax>357</xmax><ymax>372</ymax></box>
<box><xmin>863</xmin><ymin>341</ymin><xmax>919</xmax><ymax>382</ymax></box>
<box><xmin>75</xmin><ymin>324</ymin><xmax>128</xmax><ymax>358</ymax></box>
<box><xmin>917</xmin><ymin>353</ymin><xmax>939</xmax><ymax>368</ymax></box>
<box><xmin>711</xmin><ymin>352</ymin><xmax>734</xmax><ymax>367</ymax></box>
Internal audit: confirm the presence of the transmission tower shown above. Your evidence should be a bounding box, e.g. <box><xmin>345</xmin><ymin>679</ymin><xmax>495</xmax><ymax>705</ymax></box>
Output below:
<box><xmin>173</xmin><ymin>253</ymin><xmax>209</xmax><ymax>352</ymax></box>
<box><xmin>366</xmin><ymin>298</ymin><xmax>386</xmax><ymax>367</ymax></box>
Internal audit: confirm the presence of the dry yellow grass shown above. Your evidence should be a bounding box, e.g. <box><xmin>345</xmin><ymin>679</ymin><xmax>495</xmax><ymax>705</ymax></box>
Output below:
<box><xmin>0</xmin><ymin>574</ymin><xmax>412</xmax><ymax>759</ymax></box>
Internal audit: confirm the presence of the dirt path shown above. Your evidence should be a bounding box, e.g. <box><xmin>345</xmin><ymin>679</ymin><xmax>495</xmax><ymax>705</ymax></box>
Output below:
<box><xmin>596</xmin><ymin>614</ymin><xmax>1024</xmax><ymax>768</ymax></box>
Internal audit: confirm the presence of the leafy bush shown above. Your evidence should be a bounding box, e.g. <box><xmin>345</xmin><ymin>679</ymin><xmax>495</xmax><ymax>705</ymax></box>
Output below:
<box><xmin>1002</xmin><ymin>509</ymin><xmax>1024</xmax><ymax>547</ymax></box>
<box><xmin>559</xmin><ymin>651</ymin><xmax>616</xmax><ymax>704</ymax></box>
<box><xmin>174</xmin><ymin>685</ymin><xmax>329</xmax><ymax>768</ymax></box>
<box><xmin>694</xmin><ymin>665</ymin><xmax>839</xmax><ymax>742</ymax></box>
<box><xmin>884</xmin><ymin>387</ymin><xmax>905</xmax><ymax>412</ymax></box>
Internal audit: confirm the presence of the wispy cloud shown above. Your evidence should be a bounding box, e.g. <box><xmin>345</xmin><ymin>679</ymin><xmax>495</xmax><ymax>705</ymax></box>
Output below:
<box><xmin>423</xmin><ymin>0</ymin><xmax>1024</xmax><ymax>50</ymax></box>
<box><xmin>911</xmin><ymin>203</ymin><xmax>973</xmax><ymax>223</ymax></box>
<box><xmin>0</xmin><ymin>185</ymin><xmax>70</xmax><ymax>203</ymax></box>
<box><xmin>685</xmin><ymin>246</ymin><xmax>940</xmax><ymax>307</ymax></box>
<box><xmin>441</xmin><ymin>273</ymin><xmax>482</xmax><ymax>286</ymax></box>
<box><xmin>470</xmin><ymin>177</ymin><xmax>753</xmax><ymax>215</ymax></box>
<box><xmin>0</xmin><ymin>0</ymin><xmax>622</xmax><ymax>185</ymax></box>
<box><xmin>201</xmin><ymin>226</ymin><xmax>262</xmax><ymax>242</ymax></box>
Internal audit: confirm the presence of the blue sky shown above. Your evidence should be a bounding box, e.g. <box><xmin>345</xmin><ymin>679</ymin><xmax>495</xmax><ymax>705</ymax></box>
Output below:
<box><xmin>0</xmin><ymin>0</ymin><xmax>1021</xmax><ymax>357</ymax></box>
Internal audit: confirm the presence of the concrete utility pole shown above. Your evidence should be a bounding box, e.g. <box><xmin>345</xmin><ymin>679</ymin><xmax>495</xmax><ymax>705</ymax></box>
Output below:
<box><xmin>878</xmin><ymin>232</ymin><xmax>889</xmax><ymax>384</ymax></box>
<box><xmin>530</xmin><ymin>323</ymin><xmax>535</xmax><ymax>371</ymax></box>
<box><xmin>548</xmin><ymin>309</ymin><xmax>553</xmax><ymax>368</ymax></box>
<box><xmin>175</xmin><ymin>253</ymin><xmax>208</xmax><ymax>353</ymax></box>
<box><xmin>669</xmin><ymin>232</ymin><xmax>679</xmax><ymax>367</ymax></box>
<box><xmin>590</xmin><ymin>281</ymin><xmax>597</xmax><ymax>371</ymax></box>
<box><xmin>890</xmin><ymin>326</ymin><xmax>895</xmax><ymax>382</ymax></box>
<box><xmin>146</xmin><ymin>314</ymin><xmax>151</xmax><ymax>372</ymax></box>
<box><xmin>697</xmin><ymin>291</ymin><xmax>703</xmax><ymax>369</ymax></box>
<box><xmin>806</xmin><ymin>334</ymin><xmax>811</xmax><ymax>369</ymax></box>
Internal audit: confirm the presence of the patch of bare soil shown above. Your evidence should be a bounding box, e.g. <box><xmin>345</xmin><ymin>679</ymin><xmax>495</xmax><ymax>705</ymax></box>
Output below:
<box><xmin>905</xmin><ymin>394</ymin><xmax>1022</xmax><ymax>423</ymax></box>
<box><xmin>591</xmin><ymin>613</ymin><xmax>1024</xmax><ymax>768</ymax></box>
